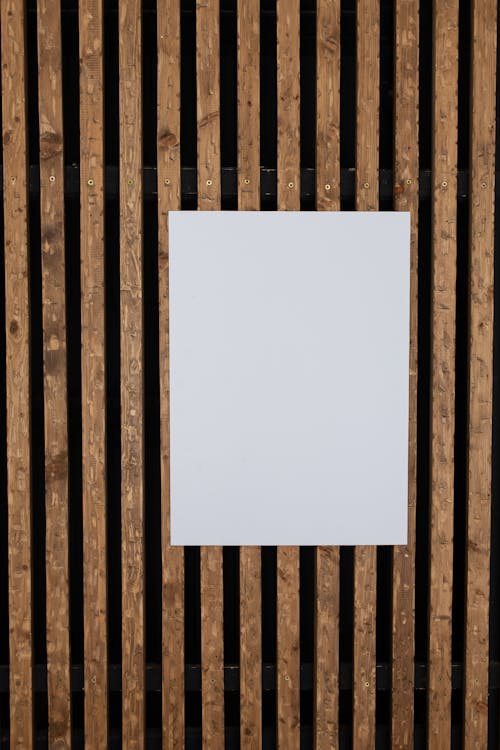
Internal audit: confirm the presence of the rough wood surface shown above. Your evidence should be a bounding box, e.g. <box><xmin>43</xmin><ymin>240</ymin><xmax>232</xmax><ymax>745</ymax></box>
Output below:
<box><xmin>237</xmin><ymin>2</ymin><xmax>262</xmax><ymax>747</ymax></box>
<box><xmin>277</xmin><ymin>0</ymin><xmax>300</xmax><ymax>211</ymax></box>
<box><xmin>427</xmin><ymin>0</ymin><xmax>458</xmax><ymax>746</ymax></box>
<box><xmin>37</xmin><ymin>1</ymin><xmax>72</xmax><ymax>747</ymax></box>
<box><xmin>79</xmin><ymin>0</ymin><xmax>108</xmax><ymax>746</ymax></box>
<box><xmin>277</xmin><ymin>547</ymin><xmax>300</xmax><ymax>750</ymax></box>
<box><xmin>276</xmin><ymin>2</ymin><xmax>301</xmax><ymax>747</ymax></box>
<box><xmin>197</xmin><ymin>0</ymin><xmax>221</xmax><ymax>210</ymax></box>
<box><xmin>1</xmin><ymin>2</ymin><xmax>34</xmax><ymax>746</ymax></box>
<box><xmin>353</xmin><ymin>1</ymin><xmax>379</xmax><ymax>748</ymax></box>
<box><xmin>196</xmin><ymin>1</ymin><xmax>225</xmax><ymax>745</ymax></box>
<box><xmin>314</xmin><ymin>3</ymin><xmax>341</xmax><ymax>746</ymax></box>
<box><xmin>158</xmin><ymin>0</ymin><xmax>185</xmax><ymax>746</ymax></box>
<box><xmin>119</xmin><ymin>0</ymin><xmax>145</xmax><ymax>746</ymax></box>
<box><xmin>391</xmin><ymin>0</ymin><xmax>419</xmax><ymax>746</ymax></box>
<box><xmin>463</xmin><ymin>0</ymin><xmax>497</xmax><ymax>745</ymax></box>
<box><xmin>237</xmin><ymin>0</ymin><xmax>260</xmax><ymax>212</ymax></box>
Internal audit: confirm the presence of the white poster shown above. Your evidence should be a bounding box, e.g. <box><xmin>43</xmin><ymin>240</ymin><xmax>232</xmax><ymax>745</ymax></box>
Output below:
<box><xmin>168</xmin><ymin>211</ymin><xmax>410</xmax><ymax>546</ymax></box>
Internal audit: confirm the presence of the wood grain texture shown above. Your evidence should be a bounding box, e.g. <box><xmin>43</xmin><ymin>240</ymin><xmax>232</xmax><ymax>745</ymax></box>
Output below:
<box><xmin>276</xmin><ymin>2</ymin><xmax>300</xmax><ymax>747</ymax></box>
<box><xmin>277</xmin><ymin>0</ymin><xmax>300</xmax><ymax>211</ymax></box>
<box><xmin>463</xmin><ymin>0</ymin><xmax>497</xmax><ymax>745</ymax></box>
<box><xmin>119</xmin><ymin>0</ymin><xmax>145</xmax><ymax>746</ymax></box>
<box><xmin>197</xmin><ymin>0</ymin><xmax>221</xmax><ymax>210</ymax></box>
<box><xmin>277</xmin><ymin>547</ymin><xmax>300</xmax><ymax>750</ymax></box>
<box><xmin>196</xmin><ymin>1</ymin><xmax>225</xmax><ymax>746</ymax></box>
<box><xmin>353</xmin><ymin>1</ymin><xmax>379</xmax><ymax>748</ymax></box>
<box><xmin>158</xmin><ymin>1</ymin><xmax>185</xmax><ymax>747</ymax></box>
<box><xmin>240</xmin><ymin>548</ymin><xmax>262</xmax><ymax>750</ymax></box>
<box><xmin>427</xmin><ymin>0</ymin><xmax>458</xmax><ymax>746</ymax></box>
<box><xmin>237</xmin><ymin>2</ymin><xmax>262</xmax><ymax>747</ymax></box>
<box><xmin>316</xmin><ymin>0</ymin><xmax>341</xmax><ymax>211</ymax></box>
<box><xmin>391</xmin><ymin>0</ymin><xmax>419</xmax><ymax>746</ymax></box>
<box><xmin>79</xmin><ymin>0</ymin><xmax>108</xmax><ymax>746</ymax></box>
<box><xmin>37</xmin><ymin>1</ymin><xmax>72</xmax><ymax>746</ymax></box>
<box><xmin>314</xmin><ymin>3</ymin><xmax>341</xmax><ymax>746</ymax></box>
<box><xmin>1</xmin><ymin>1</ymin><xmax>34</xmax><ymax>746</ymax></box>
<box><xmin>237</xmin><ymin>0</ymin><xmax>260</xmax><ymax>211</ymax></box>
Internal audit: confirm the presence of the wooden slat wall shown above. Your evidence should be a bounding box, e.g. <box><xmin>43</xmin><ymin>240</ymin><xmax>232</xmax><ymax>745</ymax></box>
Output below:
<box><xmin>1</xmin><ymin>1</ymin><xmax>33</xmax><ymax>747</ymax></box>
<box><xmin>158</xmin><ymin>0</ymin><xmax>184</xmax><ymax>748</ymax></box>
<box><xmin>314</xmin><ymin>0</ymin><xmax>341</xmax><ymax>747</ymax></box>
<box><xmin>37</xmin><ymin>1</ymin><xmax>72</xmax><ymax>746</ymax></box>
<box><xmin>119</xmin><ymin>0</ymin><xmax>145</xmax><ymax>745</ymax></box>
<box><xmin>276</xmin><ymin>1</ymin><xmax>301</xmax><ymax>748</ymax></box>
<box><xmin>391</xmin><ymin>0</ymin><xmax>419</xmax><ymax>746</ymax></box>
<box><xmin>237</xmin><ymin>0</ymin><xmax>262</xmax><ymax>747</ymax></box>
<box><xmin>1</xmin><ymin>2</ymin><xmax>500</xmax><ymax>749</ymax></box>
<box><xmin>196</xmin><ymin>1</ymin><xmax>225</xmax><ymax>747</ymax></box>
<box><xmin>464</xmin><ymin>0</ymin><xmax>497</xmax><ymax>745</ymax></box>
<box><xmin>79</xmin><ymin>0</ymin><xmax>108</xmax><ymax>746</ymax></box>
<box><xmin>427</xmin><ymin>0</ymin><xmax>459</xmax><ymax>746</ymax></box>
<box><xmin>352</xmin><ymin>0</ymin><xmax>379</xmax><ymax>747</ymax></box>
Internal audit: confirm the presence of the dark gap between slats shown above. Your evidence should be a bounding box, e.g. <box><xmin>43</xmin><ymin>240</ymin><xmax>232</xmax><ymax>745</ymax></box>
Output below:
<box><xmin>300</xmin><ymin>547</ymin><xmax>314</xmax><ymax>735</ymax></box>
<box><xmin>221</xmin><ymin>0</ymin><xmax>237</xmax><ymax>210</ymax></box>
<box><xmin>261</xmin><ymin>546</ymin><xmax>277</xmax><ymax>746</ymax></box>
<box><xmin>340</xmin><ymin>0</ymin><xmax>354</xmax><ymax>171</ymax></box>
<box><xmin>452</xmin><ymin>0</ymin><xmax>471</xmax><ymax>738</ymax></box>
<box><xmin>143</xmin><ymin>0</ymin><xmax>163</xmax><ymax>735</ymax></box>
<box><xmin>62</xmin><ymin>5</ymin><xmax>83</xmax><ymax>741</ymax></box>
<box><xmin>185</xmin><ymin>547</ymin><xmax>201</xmax><ymax>730</ymax></box>
<box><xmin>181</xmin><ymin>0</ymin><xmax>197</xmax><ymax>208</ymax></box>
<box><xmin>223</xmin><ymin>547</ymin><xmax>240</xmax><ymax>736</ymax></box>
<box><xmin>300</xmin><ymin>0</ymin><xmax>315</xmax><ymax>211</ymax></box>
<box><xmin>260</xmin><ymin>0</ymin><xmax>277</xmax><ymax>210</ymax></box>
<box><xmin>339</xmin><ymin>546</ymin><xmax>353</xmax><ymax>737</ymax></box>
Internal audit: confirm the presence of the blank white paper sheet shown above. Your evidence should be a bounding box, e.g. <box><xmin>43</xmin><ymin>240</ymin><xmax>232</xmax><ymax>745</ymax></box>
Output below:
<box><xmin>168</xmin><ymin>211</ymin><xmax>410</xmax><ymax>546</ymax></box>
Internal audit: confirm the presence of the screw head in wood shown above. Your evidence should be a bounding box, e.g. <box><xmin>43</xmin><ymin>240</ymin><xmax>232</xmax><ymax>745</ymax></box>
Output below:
<box><xmin>244</xmin><ymin>178</ymin><xmax>250</xmax><ymax>185</ymax></box>
<box><xmin>406</xmin><ymin>179</ymin><xmax>412</xmax><ymax>185</ymax></box>
<box><xmin>363</xmin><ymin>182</ymin><xmax>370</xmax><ymax>189</ymax></box>
<box><xmin>284</xmin><ymin>675</ymin><xmax>290</xmax><ymax>681</ymax></box>
<box><xmin>481</xmin><ymin>181</ymin><xmax>487</xmax><ymax>189</ymax></box>
<box><xmin>164</xmin><ymin>178</ymin><xmax>171</xmax><ymax>185</ymax></box>
<box><xmin>127</xmin><ymin>178</ymin><xmax>134</xmax><ymax>186</ymax></box>
<box><xmin>325</xmin><ymin>184</ymin><xmax>331</xmax><ymax>191</ymax></box>
<box><xmin>288</xmin><ymin>181</ymin><xmax>294</xmax><ymax>189</ymax></box>
<box><xmin>49</xmin><ymin>175</ymin><xmax>56</xmax><ymax>183</ymax></box>
<box><xmin>206</xmin><ymin>179</ymin><xmax>213</xmax><ymax>186</ymax></box>
<box><xmin>441</xmin><ymin>180</ymin><xmax>448</xmax><ymax>189</ymax></box>
<box><xmin>87</xmin><ymin>178</ymin><xmax>94</xmax><ymax>186</ymax></box>
<box><xmin>10</xmin><ymin>176</ymin><xmax>16</xmax><ymax>184</ymax></box>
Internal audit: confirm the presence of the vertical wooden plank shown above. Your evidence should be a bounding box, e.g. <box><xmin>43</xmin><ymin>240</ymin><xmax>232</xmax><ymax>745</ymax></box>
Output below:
<box><xmin>79</xmin><ymin>0</ymin><xmax>108</xmax><ymax>746</ymax></box>
<box><xmin>157</xmin><ymin>1</ymin><xmax>185</xmax><ymax>747</ymax></box>
<box><xmin>196</xmin><ymin>1</ymin><xmax>224</xmax><ymax>746</ymax></box>
<box><xmin>119</xmin><ymin>0</ymin><xmax>145</xmax><ymax>745</ymax></box>
<box><xmin>276</xmin><ymin>1</ymin><xmax>300</xmax><ymax>747</ymax></box>
<box><xmin>427</xmin><ymin>0</ymin><xmax>458</xmax><ymax>746</ymax></box>
<box><xmin>237</xmin><ymin>1</ymin><xmax>262</xmax><ymax>747</ymax></box>
<box><xmin>1</xmin><ymin>1</ymin><xmax>34</xmax><ymax>747</ymax></box>
<box><xmin>391</xmin><ymin>0</ymin><xmax>419</xmax><ymax>746</ymax></box>
<box><xmin>463</xmin><ymin>0</ymin><xmax>497</xmax><ymax>745</ymax></box>
<box><xmin>353</xmin><ymin>1</ymin><xmax>379</xmax><ymax>747</ymax></box>
<box><xmin>37</xmin><ymin>1</ymin><xmax>71</xmax><ymax>747</ymax></box>
<box><xmin>314</xmin><ymin>1</ymin><xmax>341</xmax><ymax>748</ymax></box>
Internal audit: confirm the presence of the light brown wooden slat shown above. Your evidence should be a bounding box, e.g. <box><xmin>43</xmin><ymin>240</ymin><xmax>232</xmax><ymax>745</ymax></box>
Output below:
<box><xmin>391</xmin><ymin>0</ymin><xmax>419</xmax><ymax>746</ymax></box>
<box><xmin>237</xmin><ymin>1</ymin><xmax>262</xmax><ymax>747</ymax></box>
<box><xmin>314</xmin><ymin>2</ymin><xmax>341</xmax><ymax>747</ymax></box>
<box><xmin>463</xmin><ymin>0</ymin><xmax>497</xmax><ymax>745</ymax></box>
<box><xmin>1</xmin><ymin>2</ymin><xmax>34</xmax><ymax>746</ymax></box>
<box><xmin>119</xmin><ymin>0</ymin><xmax>145</xmax><ymax>745</ymax></box>
<box><xmin>353</xmin><ymin>1</ymin><xmax>379</xmax><ymax>747</ymax></box>
<box><xmin>79</xmin><ymin>0</ymin><xmax>108</xmax><ymax>746</ymax></box>
<box><xmin>427</xmin><ymin>0</ymin><xmax>458</xmax><ymax>746</ymax></box>
<box><xmin>157</xmin><ymin>1</ymin><xmax>185</xmax><ymax>747</ymax></box>
<box><xmin>37</xmin><ymin>1</ymin><xmax>71</xmax><ymax>746</ymax></box>
<box><xmin>196</xmin><ymin>1</ymin><xmax>224</xmax><ymax>746</ymax></box>
<box><xmin>276</xmin><ymin>1</ymin><xmax>300</xmax><ymax>747</ymax></box>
